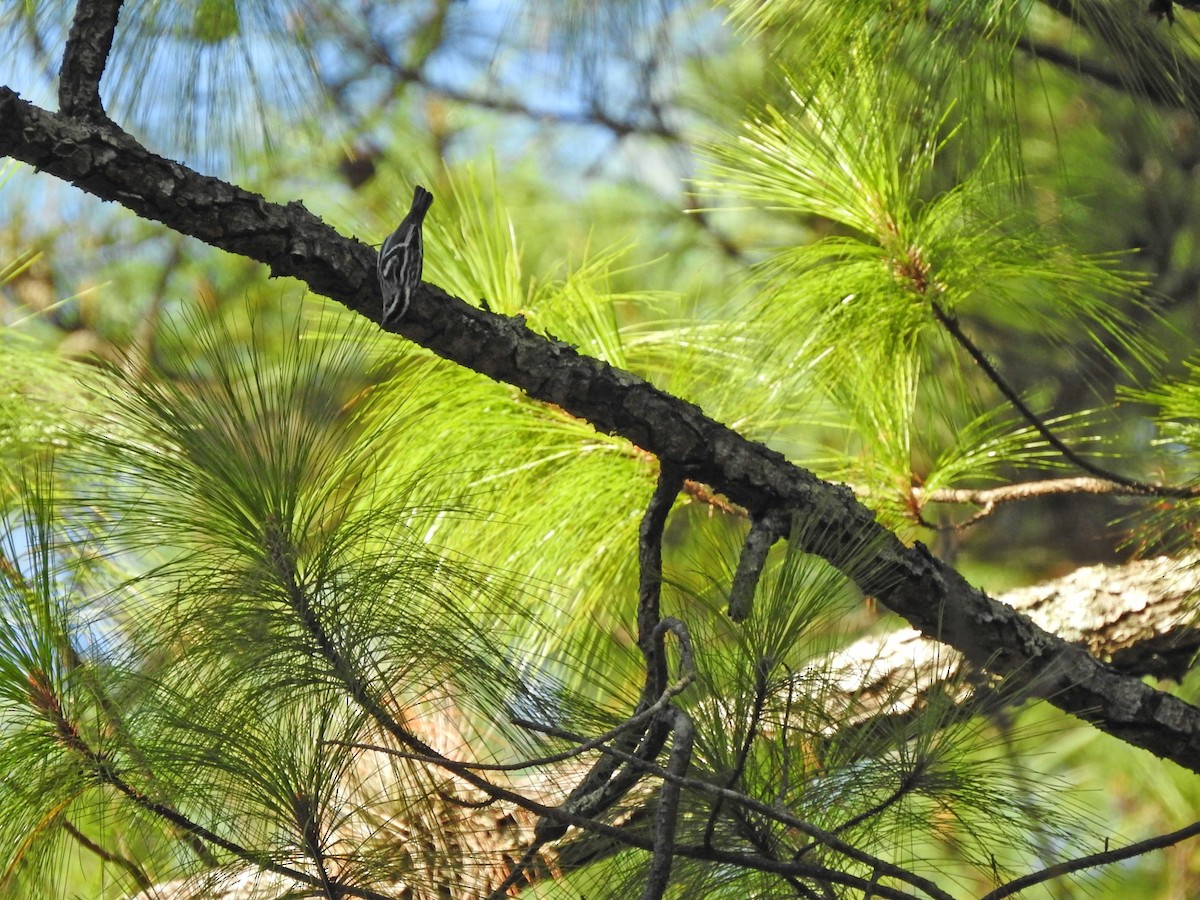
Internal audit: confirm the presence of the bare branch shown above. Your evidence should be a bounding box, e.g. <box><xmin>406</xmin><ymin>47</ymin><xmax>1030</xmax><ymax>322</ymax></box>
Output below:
<box><xmin>642</xmin><ymin>707</ymin><xmax>693</xmax><ymax>900</ymax></box>
<box><xmin>517</xmin><ymin>718</ymin><xmax>953</xmax><ymax>900</ymax></box>
<box><xmin>931</xmin><ymin>302</ymin><xmax>1192</xmax><ymax>499</ymax></box>
<box><xmin>490</xmin><ymin>466</ymin><xmax>687</xmax><ymax>892</ymax></box>
<box><xmin>1016</xmin><ymin>34</ymin><xmax>1130</xmax><ymax>96</ymax></box>
<box><xmin>728</xmin><ymin>509</ymin><xmax>790</xmax><ymax>621</ymax></box>
<box><xmin>58</xmin><ymin>0</ymin><xmax>124</xmax><ymax>120</ymax></box>
<box><xmin>6</xmin><ymin>91</ymin><xmax>1200</xmax><ymax>775</ymax></box>
<box><xmin>639</xmin><ymin>461</ymin><xmax>685</xmax><ymax>664</ymax></box>
<box><xmin>1038</xmin><ymin>0</ymin><xmax>1200</xmax><ymax>112</ymax></box>
<box><xmin>914</xmin><ymin>476</ymin><xmax>1165</xmax><ymax>529</ymax></box>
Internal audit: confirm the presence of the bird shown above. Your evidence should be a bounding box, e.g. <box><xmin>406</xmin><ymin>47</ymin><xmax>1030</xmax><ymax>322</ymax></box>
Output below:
<box><xmin>378</xmin><ymin>185</ymin><xmax>433</xmax><ymax>325</ymax></box>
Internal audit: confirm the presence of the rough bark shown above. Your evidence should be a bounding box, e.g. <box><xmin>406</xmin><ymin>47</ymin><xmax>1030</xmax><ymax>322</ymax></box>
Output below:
<box><xmin>5</xmin><ymin>85</ymin><xmax>1200</xmax><ymax>772</ymax></box>
<box><xmin>820</xmin><ymin>555</ymin><xmax>1200</xmax><ymax>730</ymax></box>
<box><xmin>58</xmin><ymin>0</ymin><xmax>124</xmax><ymax>120</ymax></box>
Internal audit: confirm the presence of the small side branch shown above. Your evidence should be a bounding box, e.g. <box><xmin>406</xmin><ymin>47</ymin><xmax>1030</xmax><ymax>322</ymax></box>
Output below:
<box><xmin>515</xmin><ymin>716</ymin><xmax>951</xmax><ymax>899</ymax></box>
<box><xmin>639</xmin><ymin>461</ymin><xmax>686</xmax><ymax>658</ymax></box>
<box><xmin>59</xmin><ymin>0</ymin><xmax>125</xmax><ymax>120</ymax></box>
<box><xmin>914</xmin><ymin>477</ymin><xmax>1158</xmax><ymax>529</ymax></box>
<box><xmin>642</xmin><ymin>707</ymin><xmax>694</xmax><ymax>900</ymax></box>
<box><xmin>500</xmin><ymin>464</ymin><xmax>688</xmax><ymax>887</ymax></box>
<box><xmin>484</xmin><ymin>840</ymin><xmax>543</xmax><ymax>900</ymax></box>
<box><xmin>983</xmin><ymin>817</ymin><xmax>1200</xmax><ymax>900</ymax></box>
<box><xmin>59</xmin><ymin>817</ymin><xmax>152</xmax><ymax>893</ymax></box>
<box><xmin>931</xmin><ymin>302</ymin><xmax>1195</xmax><ymax>499</ymax></box>
<box><xmin>728</xmin><ymin>509</ymin><xmax>790</xmax><ymax>622</ymax></box>
<box><xmin>292</xmin><ymin>792</ymin><xmax>341</xmax><ymax>900</ymax></box>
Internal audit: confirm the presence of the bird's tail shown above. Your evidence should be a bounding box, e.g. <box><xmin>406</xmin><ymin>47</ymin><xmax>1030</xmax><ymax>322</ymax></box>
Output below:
<box><xmin>411</xmin><ymin>185</ymin><xmax>434</xmax><ymax>218</ymax></box>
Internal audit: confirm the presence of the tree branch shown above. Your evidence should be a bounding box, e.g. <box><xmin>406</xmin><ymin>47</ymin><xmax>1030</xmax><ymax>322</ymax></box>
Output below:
<box><xmin>815</xmin><ymin>555</ymin><xmax>1200</xmax><ymax>734</ymax></box>
<box><xmin>59</xmin><ymin>816</ymin><xmax>152</xmax><ymax>893</ymax></box>
<box><xmin>931</xmin><ymin>302</ymin><xmax>1192</xmax><ymax>498</ymax></box>
<box><xmin>914</xmin><ymin>476</ymin><xmax>1170</xmax><ymax>529</ymax></box>
<box><xmin>6</xmin><ymin>89</ymin><xmax>1200</xmax><ymax>774</ymax></box>
<box><xmin>728</xmin><ymin>509</ymin><xmax>790</xmax><ymax>621</ymax></box>
<box><xmin>1037</xmin><ymin>0</ymin><xmax>1200</xmax><ymax>113</ymax></box>
<box><xmin>58</xmin><ymin>0</ymin><xmax>124</xmax><ymax>121</ymax></box>
<box><xmin>516</xmin><ymin>718</ymin><xmax>952</xmax><ymax>899</ymax></box>
<box><xmin>642</xmin><ymin>707</ymin><xmax>692</xmax><ymax>900</ymax></box>
<box><xmin>985</xmin><ymin>816</ymin><xmax>1200</xmax><ymax>899</ymax></box>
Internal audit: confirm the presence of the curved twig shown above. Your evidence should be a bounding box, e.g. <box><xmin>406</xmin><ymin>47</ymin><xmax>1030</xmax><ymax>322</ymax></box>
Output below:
<box><xmin>728</xmin><ymin>509</ymin><xmax>791</xmax><ymax>621</ymax></box>
<box><xmin>932</xmin><ymin>302</ymin><xmax>1195</xmax><ymax>498</ymax></box>
<box><xmin>983</xmin><ymin>817</ymin><xmax>1200</xmax><ymax>899</ymax></box>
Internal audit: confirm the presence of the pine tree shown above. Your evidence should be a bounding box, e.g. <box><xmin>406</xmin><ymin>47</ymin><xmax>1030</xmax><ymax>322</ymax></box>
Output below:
<box><xmin>4</xmin><ymin>1</ymin><xmax>1200</xmax><ymax>898</ymax></box>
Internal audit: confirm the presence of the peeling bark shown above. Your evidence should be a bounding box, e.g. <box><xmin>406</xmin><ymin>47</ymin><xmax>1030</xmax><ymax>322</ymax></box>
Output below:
<box><xmin>820</xmin><ymin>555</ymin><xmax>1200</xmax><ymax>729</ymax></box>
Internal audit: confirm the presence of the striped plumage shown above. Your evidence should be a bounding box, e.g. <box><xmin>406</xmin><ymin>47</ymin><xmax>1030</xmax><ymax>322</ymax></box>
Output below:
<box><xmin>378</xmin><ymin>185</ymin><xmax>433</xmax><ymax>325</ymax></box>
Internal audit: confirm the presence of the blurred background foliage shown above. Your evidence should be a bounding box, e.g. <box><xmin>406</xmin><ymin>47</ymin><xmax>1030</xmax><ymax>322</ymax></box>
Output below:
<box><xmin>5</xmin><ymin>0</ymin><xmax>1200</xmax><ymax>896</ymax></box>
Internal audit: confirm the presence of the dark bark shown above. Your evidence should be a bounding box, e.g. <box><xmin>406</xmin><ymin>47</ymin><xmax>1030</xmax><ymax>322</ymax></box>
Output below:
<box><xmin>59</xmin><ymin>0</ymin><xmax>124</xmax><ymax>120</ymax></box>
<box><xmin>4</xmin><ymin>86</ymin><xmax>1200</xmax><ymax>773</ymax></box>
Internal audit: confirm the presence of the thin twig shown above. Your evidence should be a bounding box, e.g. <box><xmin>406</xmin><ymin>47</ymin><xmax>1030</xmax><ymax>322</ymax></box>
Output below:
<box><xmin>913</xmin><ymin>476</ymin><xmax>1170</xmax><ymax>530</ymax></box>
<box><xmin>514</xmin><ymin>720</ymin><xmax>953</xmax><ymax>900</ymax></box>
<box><xmin>492</xmin><ymin>462</ymin><xmax>687</xmax><ymax>891</ymax></box>
<box><xmin>60</xmin><ymin>817</ymin><xmax>153</xmax><ymax>893</ymax></box>
<box><xmin>703</xmin><ymin>657</ymin><xmax>770</xmax><ymax>849</ymax></box>
<box><xmin>726</xmin><ymin>803</ymin><xmax>818</xmax><ymax>897</ymax></box>
<box><xmin>2</xmin><ymin>531</ymin><xmax>218</xmax><ymax>870</ymax></box>
<box><xmin>795</xmin><ymin>768</ymin><xmax>925</xmax><ymax>860</ymax></box>
<box><xmin>42</xmin><ymin>721</ymin><xmax>391</xmax><ymax>900</ymax></box>
<box><xmin>293</xmin><ymin>793</ymin><xmax>342</xmax><ymax>900</ymax></box>
<box><xmin>331</xmin><ymin>652</ymin><xmax>696</xmax><ymax>774</ymax></box>
<box><xmin>982</xmin><ymin>817</ymin><xmax>1200</xmax><ymax>899</ymax></box>
<box><xmin>1015</xmin><ymin>34</ymin><xmax>1130</xmax><ymax>97</ymax></box>
<box><xmin>932</xmin><ymin>303</ymin><xmax>1194</xmax><ymax>498</ymax></box>
<box><xmin>483</xmin><ymin>840</ymin><xmax>543</xmax><ymax>900</ymax></box>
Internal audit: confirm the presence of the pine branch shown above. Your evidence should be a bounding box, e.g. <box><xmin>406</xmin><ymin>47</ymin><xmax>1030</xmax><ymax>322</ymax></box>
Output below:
<box><xmin>727</xmin><ymin>510</ymin><xmax>790</xmax><ymax>621</ymax></box>
<box><xmin>6</xmin><ymin>89</ymin><xmax>1200</xmax><ymax>777</ymax></box>
<box><xmin>815</xmin><ymin>555</ymin><xmax>1200</xmax><ymax>734</ymax></box>
<box><xmin>58</xmin><ymin>0</ymin><xmax>123</xmax><ymax>121</ymax></box>
<box><xmin>514</xmin><ymin>718</ymin><xmax>953</xmax><ymax>900</ymax></box>
<box><xmin>59</xmin><ymin>817</ymin><xmax>153</xmax><ymax>893</ymax></box>
<box><xmin>984</xmin><ymin>816</ymin><xmax>1200</xmax><ymax>899</ymax></box>
<box><xmin>642</xmin><ymin>707</ymin><xmax>692</xmax><ymax>900</ymax></box>
<box><xmin>931</xmin><ymin>302</ymin><xmax>1190</xmax><ymax>498</ymax></box>
<box><xmin>24</xmin><ymin>676</ymin><xmax>392</xmax><ymax>900</ymax></box>
<box><xmin>512</xmin><ymin>464</ymin><xmax>689</xmax><ymax>892</ymax></box>
<box><xmin>1015</xmin><ymin>35</ymin><xmax>1128</xmax><ymax>96</ymax></box>
<box><xmin>1018</xmin><ymin>5</ymin><xmax>1200</xmax><ymax>111</ymax></box>
<box><xmin>1039</xmin><ymin>0</ymin><xmax>1200</xmax><ymax>111</ymax></box>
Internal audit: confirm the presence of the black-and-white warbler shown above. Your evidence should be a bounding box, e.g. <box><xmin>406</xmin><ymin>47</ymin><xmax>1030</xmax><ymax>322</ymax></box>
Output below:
<box><xmin>378</xmin><ymin>184</ymin><xmax>433</xmax><ymax>325</ymax></box>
